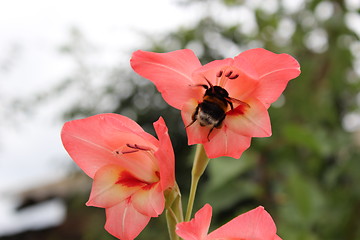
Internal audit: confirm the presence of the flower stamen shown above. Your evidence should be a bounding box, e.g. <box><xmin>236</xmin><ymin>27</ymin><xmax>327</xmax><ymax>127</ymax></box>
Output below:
<box><xmin>113</xmin><ymin>143</ymin><xmax>153</xmax><ymax>156</ymax></box>
<box><xmin>225</xmin><ymin>70</ymin><xmax>233</xmax><ymax>77</ymax></box>
<box><xmin>228</xmin><ymin>73</ymin><xmax>239</xmax><ymax>79</ymax></box>
<box><xmin>126</xmin><ymin>143</ymin><xmax>152</xmax><ymax>151</ymax></box>
<box><xmin>114</xmin><ymin>145</ymin><xmax>139</xmax><ymax>156</ymax></box>
<box><xmin>216</xmin><ymin>67</ymin><xmax>240</xmax><ymax>87</ymax></box>
<box><xmin>117</xmin><ymin>149</ymin><xmax>139</xmax><ymax>154</ymax></box>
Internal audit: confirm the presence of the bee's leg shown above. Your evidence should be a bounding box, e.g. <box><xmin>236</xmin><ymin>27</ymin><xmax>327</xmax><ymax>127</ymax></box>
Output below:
<box><xmin>185</xmin><ymin>119</ymin><xmax>196</xmax><ymax>128</ymax></box>
<box><xmin>207</xmin><ymin>127</ymin><xmax>215</xmax><ymax>142</ymax></box>
<box><xmin>207</xmin><ymin>127</ymin><xmax>215</xmax><ymax>141</ymax></box>
<box><xmin>185</xmin><ymin>106</ymin><xmax>199</xmax><ymax>128</ymax></box>
<box><xmin>228</xmin><ymin>100</ymin><xmax>234</xmax><ymax>110</ymax></box>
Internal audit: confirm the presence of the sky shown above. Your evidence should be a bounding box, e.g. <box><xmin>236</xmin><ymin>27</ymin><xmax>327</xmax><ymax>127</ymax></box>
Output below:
<box><xmin>0</xmin><ymin>0</ymin><xmax>200</xmax><ymax>236</ymax></box>
<box><xmin>0</xmin><ymin>0</ymin><xmax>198</xmax><ymax>191</ymax></box>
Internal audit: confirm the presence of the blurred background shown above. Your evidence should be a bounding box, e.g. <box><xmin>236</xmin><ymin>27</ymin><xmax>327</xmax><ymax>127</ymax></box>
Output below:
<box><xmin>1</xmin><ymin>0</ymin><xmax>360</xmax><ymax>239</ymax></box>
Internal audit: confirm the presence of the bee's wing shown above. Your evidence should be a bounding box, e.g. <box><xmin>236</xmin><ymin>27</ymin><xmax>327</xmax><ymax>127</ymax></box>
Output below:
<box><xmin>226</xmin><ymin>97</ymin><xmax>250</xmax><ymax>108</ymax></box>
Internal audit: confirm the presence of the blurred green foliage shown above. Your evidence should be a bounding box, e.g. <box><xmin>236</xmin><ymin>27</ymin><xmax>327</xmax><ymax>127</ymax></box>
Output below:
<box><xmin>53</xmin><ymin>0</ymin><xmax>360</xmax><ymax>239</ymax></box>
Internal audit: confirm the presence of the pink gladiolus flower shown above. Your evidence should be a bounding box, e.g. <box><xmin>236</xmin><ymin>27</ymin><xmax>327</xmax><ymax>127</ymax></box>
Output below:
<box><xmin>176</xmin><ymin>204</ymin><xmax>282</xmax><ymax>240</ymax></box>
<box><xmin>131</xmin><ymin>48</ymin><xmax>300</xmax><ymax>159</ymax></box>
<box><xmin>61</xmin><ymin>114</ymin><xmax>175</xmax><ymax>240</ymax></box>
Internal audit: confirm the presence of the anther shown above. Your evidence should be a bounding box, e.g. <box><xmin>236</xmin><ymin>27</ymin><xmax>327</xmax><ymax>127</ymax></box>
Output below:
<box><xmin>216</xmin><ymin>70</ymin><xmax>223</xmax><ymax>77</ymax></box>
<box><xmin>121</xmin><ymin>149</ymin><xmax>139</xmax><ymax>154</ymax></box>
<box><xmin>228</xmin><ymin>74</ymin><xmax>239</xmax><ymax>79</ymax></box>
<box><xmin>114</xmin><ymin>148</ymin><xmax>139</xmax><ymax>155</ymax></box>
<box><xmin>225</xmin><ymin>70</ymin><xmax>233</xmax><ymax>77</ymax></box>
<box><xmin>126</xmin><ymin>143</ymin><xmax>151</xmax><ymax>151</ymax></box>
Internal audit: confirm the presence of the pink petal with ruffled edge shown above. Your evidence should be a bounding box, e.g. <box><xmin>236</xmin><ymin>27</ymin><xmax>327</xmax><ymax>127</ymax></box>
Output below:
<box><xmin>176</xmin><ymin>204</ymin><xmax>212</xmax><ymax>240</ymax></box>
<box><xmin>207</xmin><ymin>206</ymin><xmax>279</xmax><ymax>240</ymax></box>
<box><xmin>225</xmin><ymin>98</ymin><xmax>272</xmax><ymax>138</ymax></box>
<box><xmin>131</xmin><ymin>182</ymin><xmax>165</xmax><ymax>217</ymax></box>
<box><xmin>61</xmin><ymin>113</ymin><xmax>158</xmax><ymax>178</ymax></box>
<box><xmin>234</xmin><ymin>48</ymin><xmax>300</xmax><ymax>108</ymax></box>
<box><xmin>202</xmin><ymin>126</ymin><xmax>252</xmax><ymax>159</ymax></box>
<box><xmin>105</xmin><ymin>199</ymin><xmax>151</xmax><ymax>240</ymax></box>
<box><xmin>153</xmin><ymin>117</ymin><xmax>176</xmax><ymax>190</ymax></box>
<box><xmin>131</xmin><ymin>49</ymin><xmax>203</xmax><ymax>109</ymax></box>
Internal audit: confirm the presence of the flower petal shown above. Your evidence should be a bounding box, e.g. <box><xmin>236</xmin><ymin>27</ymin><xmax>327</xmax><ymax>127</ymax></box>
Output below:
<box><xmin>234</xmin><ymin>48</ymin><xmax>300</xmax><ymax>107</ymax></box>
<box><xmin>61</xmin><ymin>113</ymin><xmax>158</xmax><ymax>178</ymax></box>
<box><xmin>131</xmin><ymin>49</ymin><xmax>203</xmax><ymax>109</ymax></box>
<box><xmin>132</xmin><ymin>183</ymin><xmax>165</xmax><ymax>217</ymax></box>
<box><xmin>153</xmin><ymin>117</ymin><xmax>175</xmax><ymax>190</ymax></box>
<box><xmin>105</xmin><ymin>199</ymin><xmax>151</xmax><ymax>240</ymax></box>
<box><xmin>86</xmin><ymin>165</ymin><xmax>141</xmax><ymax>208</ymax></box>
<box><xmin>207</xmin><ymin>206</ymin><xmax>278</xmax><ymax>240</ymax></box>
<box><xmin>226</xmin><ymin>98</ymin><xmax>272</xmax><ymax>138</ymax></box>
<box><xmin>176</xmin><ymin>204</ymin><xmax>212</xmax><ymax>240</ymax></box>
<box><xmin>203</xmin><ymin>126</ymin><xmax>252</xmax><ymax>159</ymax></box>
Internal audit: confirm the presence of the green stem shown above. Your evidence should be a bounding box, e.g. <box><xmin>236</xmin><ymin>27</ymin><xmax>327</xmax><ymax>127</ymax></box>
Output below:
<box><xmin>185</xmin><ymin>144</ymin><xmax>209</xmax><ymax>221</ymax></box>
<box><xmin>185</xmin><ymin>175</ymin><xmax>200</xmax><ymax>221</ymax></box>
<box><xmin>166</xmin><ymin>208</ymin><xmax>180</xmax><ymax>240</ymax></box>
<box><xmin>165</xmin><ymin>183</ymin><xmax>183</xmax><ymax>240</ymax></box>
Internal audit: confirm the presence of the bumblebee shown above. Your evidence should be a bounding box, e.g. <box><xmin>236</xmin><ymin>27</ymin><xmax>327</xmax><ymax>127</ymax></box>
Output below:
<box><xmin>186</xmin><ymin>78</ymin><xmax>248</xmax><ymax>141</ymax></box>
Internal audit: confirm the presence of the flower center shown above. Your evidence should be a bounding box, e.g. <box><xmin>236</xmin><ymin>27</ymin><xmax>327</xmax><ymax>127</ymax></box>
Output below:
<box><xmin>112</xmin><ymin>143</ymin><xmax>161</xmax><ymax>189</ymax></box>
<box><xmin>115</xmin><ymin>170</ymin><xmax>160</xmax><ymax>190</ymax></box>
